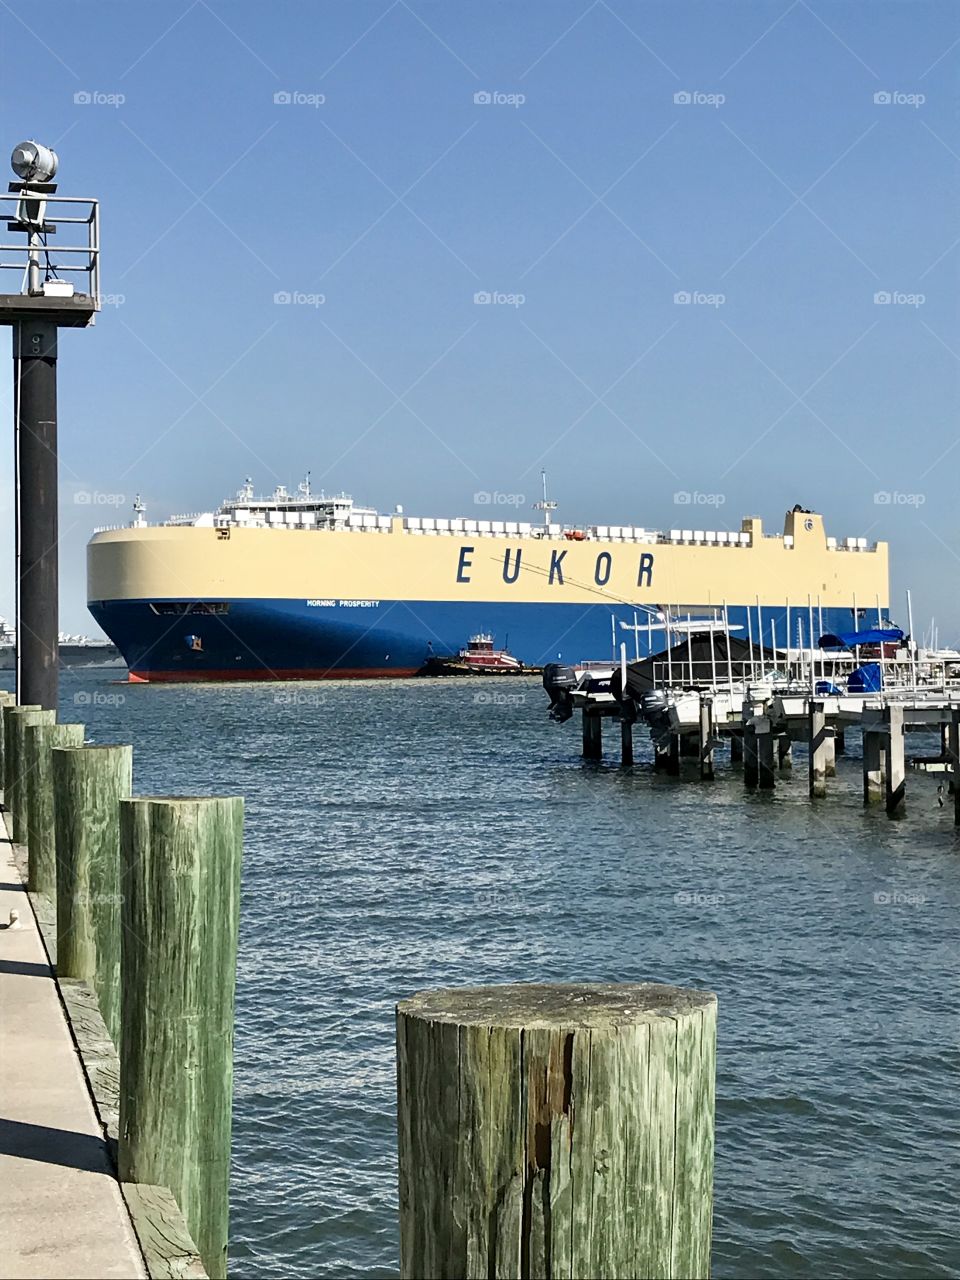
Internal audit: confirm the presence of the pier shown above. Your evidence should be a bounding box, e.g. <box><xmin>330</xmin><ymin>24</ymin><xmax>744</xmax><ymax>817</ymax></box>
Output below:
<box><xmin>555</xmin><ymin>640</ymin><xmax>960</xmax><ymax>822</ymax></box>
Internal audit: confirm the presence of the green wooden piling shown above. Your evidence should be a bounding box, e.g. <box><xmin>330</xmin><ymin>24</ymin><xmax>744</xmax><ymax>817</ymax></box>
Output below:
<box><xmin>24</xmin><ymin>721</ymin><xmax>84</xmax><ymax>897</ymax></box>
<box><xmin>53</xmin><ymin>745</ymin><xmax>132</xmax><ymax>1046</ymax></box>
<box><xmin>0</xmin><ymin>691</ymin><xmax>15</xmax><ymax>783</ymax></box>
<box><xmin>5</xmin><ymin>706</ymin><xmax>53</xmax><ymax>839</ymax></box>
<box><xmin>397</xmin><ymin>982</ymin><xmax>717</xmax><ymax>1280</ymax></box>
<box><xmin>118</xmin><ymin>796</ymin><xmax>243</xmax><ymax>1280</ymax></box>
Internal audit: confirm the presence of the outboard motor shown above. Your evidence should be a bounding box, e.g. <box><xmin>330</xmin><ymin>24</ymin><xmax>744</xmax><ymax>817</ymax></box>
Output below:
<box><xmin>542</xmin><ymin>663</ymin><xmax>577</xmax><ymax>722</ymax></box>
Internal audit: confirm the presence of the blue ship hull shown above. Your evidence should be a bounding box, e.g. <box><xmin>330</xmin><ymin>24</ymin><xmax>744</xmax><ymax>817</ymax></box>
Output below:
<box><xmin>88</xmin><ymin>598</ymin><xmax>866</xmax><ymax>682</ymax></box>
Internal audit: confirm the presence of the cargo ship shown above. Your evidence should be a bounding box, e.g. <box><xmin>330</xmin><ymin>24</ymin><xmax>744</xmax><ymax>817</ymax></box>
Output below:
<box><xmin>86</xmin><ymin>481</ymin><xmax>890</xmax><ymax>683</ymax></box>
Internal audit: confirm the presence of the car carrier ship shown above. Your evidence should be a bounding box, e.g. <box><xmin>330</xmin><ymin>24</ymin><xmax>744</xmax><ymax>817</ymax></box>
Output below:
<box><xmin>86</xmin><ymin>480</ymin><xmax>890</xmax><ymax>683</ymax></box>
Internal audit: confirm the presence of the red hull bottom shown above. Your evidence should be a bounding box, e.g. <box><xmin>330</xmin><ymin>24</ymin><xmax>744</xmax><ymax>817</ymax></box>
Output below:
<box><xmin>127</xmin><ymin>667</ymin><xmax>422</xmax><ymax>683</ymax></box>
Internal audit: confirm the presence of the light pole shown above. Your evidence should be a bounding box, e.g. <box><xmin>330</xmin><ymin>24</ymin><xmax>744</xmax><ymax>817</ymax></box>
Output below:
<box><xmin>0</xmin><ymin>142</ymin><xmax>100</xmax><ymax>709</ymax></box>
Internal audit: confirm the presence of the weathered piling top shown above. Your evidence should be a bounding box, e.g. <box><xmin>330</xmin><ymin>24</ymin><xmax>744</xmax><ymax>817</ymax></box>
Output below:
<box><xmin>399</xmin><ymin>981</ymin><xmax>717</xmax><ymax>1028</ymax></box>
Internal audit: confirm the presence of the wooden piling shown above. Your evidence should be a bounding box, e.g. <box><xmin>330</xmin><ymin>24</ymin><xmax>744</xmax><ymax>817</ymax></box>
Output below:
<box><xmin>5</xmin><ymin>706</ymin><xmax>53</xmax><ymax>840</ymax></box>
<box><xmin>777</xmin><ymin>736</ymin><xmax>792</xmax><ymax>770</ymax></box>
<box><xmin>823</xmin><ymin>727</ymin><xmax>837</xmax><ymax>777</ymax></box>
<box><xmin>0</xmin><ymin>691</ymin><xmax>15</xmax><ymax>781</ymax></box>
<box><xmin>23</xmin><ymin>721</ymin><xmax>84</xmax><ymax>897</ymax></box>
<box><xmin>730</xmin><ymin>733</ymin><xmax>743</xmax><ymax>764</ymax></box>
<box><xmin>699</xmin><ymin>696</ymin><xmax>714</xmax><ymax>781</ymax></box>
<box><xmin>950</xmin><ymin>709</ymin><xmax>960</xmax><ymax>827</ymax></box>
<box><xmin>582</xmin><ymin>711</ymin><xmax>602</xmax><ymax>761</ymax></box>
<box><xmin>756</xmin><ymin>716</ymin><xmax>776</xmax><ymax>789</ymax></box>
<box><xmin>53</xmin><ymin>745</ymin><xmax>133</xmax><ymax>1046</ymax></box>
<box><xmin>884</xmin><ymin>703</ymin><xmax>905</xmax><ymax>816</ymax></box>
<box><xmin>808</xmin><ymin>701</ymin><xmax>827</xmax><ymax>798</ymax></box>
<box><xmin>396</xmin><ymin>982</ymin><xmax>717</xmax><ymax>1280</ymax></box>
<box><xmin>835</xmin><ymin>728</ymin><xmax>846</xmax><ymax>756</ymax></box>
<box><xmin>620</xmin><ymin>716</ymin><xmax>633</xmax><ymax>767</ymax></box>
<box><xmin>118</xmin><ymin>796</ymin><xmax>243</xmax><ymax>1280</ymax></box>
<box><xmin>743</xmin><ymin>722</ymin><xmax>759</xmax><ymax>787</ymax></box>
<box><xmin>862</xmin><ymin>712</ymin><xmax>884</xmax><ymax>805</ymax></box>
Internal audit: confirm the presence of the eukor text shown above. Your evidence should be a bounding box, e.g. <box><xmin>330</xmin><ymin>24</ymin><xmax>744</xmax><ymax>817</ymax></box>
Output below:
<box><xmin>456</xmin><ymin>545</ymin><xmax>654</xmax><ymax>588</ymax></box>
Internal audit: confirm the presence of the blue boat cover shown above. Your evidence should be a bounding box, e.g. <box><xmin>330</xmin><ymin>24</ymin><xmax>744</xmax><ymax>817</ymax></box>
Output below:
<box><xmin>818</xmin><ymin>627</ymin><xmax>904</xmax><ymax>650</ymax></box>
<box><xmin>848</xmin><ymin>662</ymin><xmax>883</xmax><ymax>693</ymax></box>
<box><xmin>815</xmin><ymin>680</ymin><xmax>843</xmax><ymax>696</ymax></box>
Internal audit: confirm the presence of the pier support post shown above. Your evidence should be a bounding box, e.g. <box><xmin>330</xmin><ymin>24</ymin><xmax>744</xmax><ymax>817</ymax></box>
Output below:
<box><xmin>654</xmin><ymin>744</ymin><xmax>670</xmax><ymax>771</ymax></box>
<box><xmin>756</xmin><ymin>716</ymin><xmax>776</xmax><ymax>789</ymax></box>
<box><xmin>667</xmin><ymin>734</ymin><xmax>681</xmax><ymax>776</ymax></box>
<box><xmin>835</xmin><ymin>728</ymin><xmax>846</xmax><ymax>756</ymax></box>
<box><xmin>582</xmin><ymin>711</ymin><xmax>602</xmax><ymax>761</ymax></box>
<box><xmin>862</xmin><ymin>713</ymin><xmax>884</xmax><ymax>805</ymax></box>
<box><xmin>53</xmin><ymin>745</ymin><xmax>132</xmax><ymax>1046</ymax></box>
<box><xmin>884</xmin><ymin>704</ymin><xmax>905</xmax><ymax>817</ymax></box>
<box><xmin>777</xmin><ymin>736</ymin><xmax>792</xmax><ymax>770</ymax></box>
<box><xmin>118</xmin><ymin>796</ymin><xmax>243</xmax><ymax>1280</ymax></box>
<box><xmin>949</xmin><ymin>709</ymin><xmax>960</xmax><ymax>826</ymax></box>
<box><xmin>0</xmin><ymin>691</ymin><xmax>15</xmax><ymax>783</ymax></box>
<box><xmin>620</xmin><ymin>716</ymin><xmax>633</xmax><ymax>767</ymax></box>
<box><xmin>396</xmin><ymin>982</ymin><xmax>717</xmax><ymax>1280</ymax></box>
<box><xmin>699</xmin><ymin>696</ymin><xmax>714</xmax><ymax>781</ymax></box>
<box><xmin>823</xmin><ymin>727</ymin><xmax>837</xmax><ymax>777</ymax></box>
<box><xmin>743</xmin><ymin>722</ymin><xmax>759</xmax><ymax>788</ymax></box>
<box><xmin>4</xmin><ymin>706</ymin><xmax>52</xmax><ymax>840</ymax></box>
<box><xmin>730</xmin><ymin>733</ymin><xmax>743</xmax><ymax>764</ymax></box>
<box><xmin>23</xmin><ymin>721</ymin><xmax>84</xmax><ymax>897</ymax></box>
<box><xmin>808</xmin><ymin>701</ymin><xmax>827</xmax><ymax>799</ymax></box>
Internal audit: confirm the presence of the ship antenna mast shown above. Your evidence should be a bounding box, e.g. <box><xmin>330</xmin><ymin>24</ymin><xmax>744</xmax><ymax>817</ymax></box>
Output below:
<box><xmin>532</xmin><ymin>469</ymin><xmax>557</xmax><ymax>530</ymax></box>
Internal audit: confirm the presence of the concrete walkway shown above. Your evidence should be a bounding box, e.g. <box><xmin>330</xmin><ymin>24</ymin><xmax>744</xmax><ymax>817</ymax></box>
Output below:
<box><xmin>0</xmin><ymin>813</ymin><xmax>146</xmax><ymax>1279</ymax></box>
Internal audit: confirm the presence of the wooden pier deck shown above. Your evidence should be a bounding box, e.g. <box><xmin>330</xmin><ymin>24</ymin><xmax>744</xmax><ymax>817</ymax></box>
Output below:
<box><xmin>0</xmin><ymin>808</ymin><xmax>146</xmax><ymax>1280</ymax></box>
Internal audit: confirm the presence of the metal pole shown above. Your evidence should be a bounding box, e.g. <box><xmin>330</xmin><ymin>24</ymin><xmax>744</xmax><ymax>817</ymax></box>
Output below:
<box><xmin>14</xmin><ymin>318</ymin><xmax>59</xmax><ymax>711</ymax></box>
<box><xmin>746</xmin><ymin>606</ymin><xmax>755</xmax><ymax>686</ymax></box>
<box><xmin>808</xmin><ymin>596</ymin><xmax>815</xmax><ymax>695</ymax></box>
<box><xmin>756</xmin><ymin>594</ymin><xmax>764</xmax><ymax>682</ymax></box>
<box><xmin>907</xmin><ymin>589</ymin><xmax>917</xmax><ymax>693</ymax></box>
<box><xmin>723</xmin><ymin>601</ymin><xmax>733</xmax><ymax>689</ymax></box>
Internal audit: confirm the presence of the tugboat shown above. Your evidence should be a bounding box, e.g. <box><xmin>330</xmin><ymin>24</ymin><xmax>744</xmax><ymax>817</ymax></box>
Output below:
<box><xmin>458</xmin><ymin>633</ymin><xmax>523</xmax><ymax>673</ymax></box>
<box><xmin>417</xmin><ymin>633</ymin><xmax>528</xmax><ymax>677</ymax></box>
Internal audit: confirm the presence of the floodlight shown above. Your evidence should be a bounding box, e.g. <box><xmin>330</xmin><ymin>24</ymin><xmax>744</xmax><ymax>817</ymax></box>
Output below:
<box><xmin>11</xmin><ymin>141</ymin><xmax>58</xmax><ymax>183</ymax></box>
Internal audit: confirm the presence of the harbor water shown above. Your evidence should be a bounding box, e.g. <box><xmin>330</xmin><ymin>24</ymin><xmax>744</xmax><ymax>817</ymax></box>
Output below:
<box><xmin>17</xmin><ymin>670</ymin><xmax>959</xmax><ymax>1279</ymax></box>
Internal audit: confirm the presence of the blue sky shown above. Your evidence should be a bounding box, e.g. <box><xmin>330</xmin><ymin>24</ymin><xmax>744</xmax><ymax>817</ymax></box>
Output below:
<box><xmin>1</xmin><ymin>0</ymin><xmax>958</xmax><ymax>637</ymax></box>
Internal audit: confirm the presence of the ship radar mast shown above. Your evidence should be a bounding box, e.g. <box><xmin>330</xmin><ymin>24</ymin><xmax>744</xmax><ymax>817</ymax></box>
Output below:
<box><xmin>131</xmin><ymin>494</ymin><xmax>146</xmax><ymax>528</ymax></box>
<box><xmin>532</xmin><ymin>469</ymin><xmax>557</xmax><ymax>529</ymax></box>
<box><xmin>237</xmin><ymin>477</ymin><xmax>255</xmax><ymax>502</ymax></box>
<box><xmin>299</xmin><ymin>471</ymin><xmax>311</xmax><ymax>498</ymax></box>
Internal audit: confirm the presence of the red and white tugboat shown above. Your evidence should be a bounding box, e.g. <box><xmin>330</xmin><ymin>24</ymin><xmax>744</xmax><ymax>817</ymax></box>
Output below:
<box><xmin>459</xmin><ymin>633</ymin><xmax>523</xmax><ymax>673</ymax></box>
